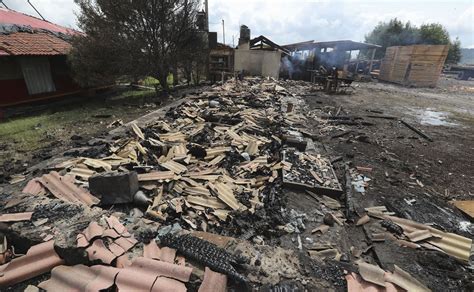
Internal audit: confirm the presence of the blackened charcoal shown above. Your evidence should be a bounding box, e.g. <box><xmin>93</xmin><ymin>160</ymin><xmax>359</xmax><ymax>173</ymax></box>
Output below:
<box><xmin>159</xmin><ymin>233</ymin><xmax>248</xmax><ymax>283</ymax></box>
<box><xmin>381</xmin><ymin>219</ymin><xmax>404</xmax><ymax>235</ymax></box>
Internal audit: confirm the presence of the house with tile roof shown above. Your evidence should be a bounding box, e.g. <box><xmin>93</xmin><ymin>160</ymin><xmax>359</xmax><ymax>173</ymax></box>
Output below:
<box><xmin>0</xmin><ymin>7</ymin><xmax>81</xmax><ymax>107</ymax></box>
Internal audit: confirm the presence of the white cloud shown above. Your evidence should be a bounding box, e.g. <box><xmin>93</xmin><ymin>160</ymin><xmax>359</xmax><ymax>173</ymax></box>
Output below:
<box><xmin>4</xmin><ymin>0</ymin><xmax>473</xmax><ymax>47</ymax></box>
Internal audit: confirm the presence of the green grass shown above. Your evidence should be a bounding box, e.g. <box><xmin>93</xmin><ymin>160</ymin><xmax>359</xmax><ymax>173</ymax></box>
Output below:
<box><xmin>0</xmin><ymin>89</ymin><xmax>156</xmax><ymax>153</ymax></box>
<box><xmin>0</xmin><ymin>114</ymin><xmax>53</xmax><ymax>151</ymax></box>
<box><xmin>143</xmin><ymin>76</ymin><xmax>160</xmax><ymax>87</ymax></box>
<box><xmin>119</xmin><ymin>89</ymin><xmax>156</xmax><ymax>99</ymax></box>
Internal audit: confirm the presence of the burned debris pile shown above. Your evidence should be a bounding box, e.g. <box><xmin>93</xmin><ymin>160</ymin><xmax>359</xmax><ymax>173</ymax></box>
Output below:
<box><xmin>0</xmin><ymin>78</ymin><xmax>473</xmax><ymax>291</ymax></box>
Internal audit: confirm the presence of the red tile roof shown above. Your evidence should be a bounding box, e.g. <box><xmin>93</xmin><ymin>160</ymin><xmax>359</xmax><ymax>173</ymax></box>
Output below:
<box><xmin>0</xmin><ymin>8</ymin><xmax>76</xmax><ymax>35</ymax></box>
<box><xmin>0</xmin><ymin>32</ymin><xmax>72</xmax><ymax>56</ymax></box>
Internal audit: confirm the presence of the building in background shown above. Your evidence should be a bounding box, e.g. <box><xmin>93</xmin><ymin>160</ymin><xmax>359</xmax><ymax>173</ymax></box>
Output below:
<box><xmin>234</xmin><ymin>25</ymin><xmax>288</xmax><ymax>79</ymax></box>
<box><xmin>0</xmin><ymin>7</ymin><xmax>80</xmax><ymax>107</ymax></box>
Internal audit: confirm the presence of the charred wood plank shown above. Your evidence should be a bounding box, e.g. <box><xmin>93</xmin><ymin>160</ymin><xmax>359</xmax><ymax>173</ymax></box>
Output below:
<box><xmin>399</xmin><ymin>119</ymin><xmax>433</xmax><ymax>142</ymax></box>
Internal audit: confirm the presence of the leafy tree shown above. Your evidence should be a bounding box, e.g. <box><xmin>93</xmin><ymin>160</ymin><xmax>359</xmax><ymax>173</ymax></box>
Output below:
<box><xmin>419</xmin><ymin>23</ymin><xmax>449</xmax><ymax>45</ymax></box>
<box><xmin>365</xmin><ymin>19</ymin><xmax>462</xmax><ymax>64</ymax></box>
<box><xmin>365</xmin><ymin>18</ymin><xmax>419</xmax><ymax>58</ymax></box>
<box><xmin>70</xmin><ymin>0</ymin><xmax>204</xmax><ymax>92</ymax></box>
<box><xmin>447</xmin><ymin>38</ymin><xmax>462</xmax><ymax>64</ymax></box>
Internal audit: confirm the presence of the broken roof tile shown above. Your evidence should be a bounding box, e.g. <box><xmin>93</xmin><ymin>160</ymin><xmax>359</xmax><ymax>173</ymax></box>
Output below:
<box><xmin>208</xmin><ymin>182</ymin><xmax>240</xmax><ymax>210</ymax></box>
<box><xmin>76</xmin><ymin>234</ymin><xmax>89</xmax><ymax>248</ymax></box>
<box><xmin>38</xmin><ymin>171</ymin><xmax>99</xmax><ymax>206</ymax></box>
<box><xmin>130</xmin><ymin>257</ymin><xmax>193</xmax><ymax>282</ymax></box>
<box><xmin>159</xmin><ymin>247</ymin><xmax>177</xmax><ymax>263</ymax></box>
<box><xmin>0</xmin><ymin>212</ymin><xmax>33</xmax><ymax>222</ymax></box>
<box><xmin>358</xmin><ymin>262</ymin><xmax>386</xmax><ymax>287</ymax></box>
<box><xmin>0</xmin><ymin>241</ymin><xmax>64</xmax><ymax>287</ymax></box>
<box><xmin>151</xmin><ymin>276</ymin><xmax>187</xmax><ymax>292</ymax></box>
<box><xmin>138</xmin><ymin>171</ymin><xmax>177</xmax><ymax>181</ymax></box>
<box><xmin>144</xmin><ymin>240</ymin><xmax>161</xmax><ymax>259</ymax></box>
<box><xmin>83</xmin><ymin>221</ymin><xmax>104</xmax><ymax>242</ymax></box>
<box><xmin>114</xmin><ymin>236</ymin><xmax>138</xmax><ymax>252</ymax></box>
<box><xmin>198</xmin><ymin>267</ymin><xmax>227</xmax><ymax>292</ymax></box>
<box><xmin>384</xmin><ymin>265</ymin><xmax>431</xmax><ymax>292</ymax></box>
<box><xmin>38</xmin><ymin>264</ymin><xmax>119</xmax><ymax>291</ymax></box>
<box><xmin>22</xmin><ymin>179</ymin><xmax>46</xmax><ymax>196</ymax></box>
<box><xmin>86</xmin><ymin>239</ymin><xmax>117</xmax><ymax>264</ymax></box>
<box><xmin>115</xmin><ymin>257</ymin><xmax>192</xmax><ymax>292</ymax></box>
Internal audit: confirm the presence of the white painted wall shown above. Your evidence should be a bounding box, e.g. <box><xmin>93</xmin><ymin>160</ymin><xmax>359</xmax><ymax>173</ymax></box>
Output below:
<box><xmin>234</xmin><ymin>44</ymin><xmax>281</xmax><ymax>79</ymax></box>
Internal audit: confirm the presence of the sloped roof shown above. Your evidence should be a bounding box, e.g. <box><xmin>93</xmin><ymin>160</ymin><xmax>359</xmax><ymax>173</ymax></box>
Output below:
<box><xmin>0</xmin><ymin>7</ymin><xmax>76</xmax><ymax>35</ymax></box>
<box><xmin>0</xmin><ymin>32</ymin><xmax>72</xmax><ymax>56</ymax></box>
<box><xmin>283</xmin><ymin>40</ymin><xmax>381</xmax><ymax>51</ymax></box>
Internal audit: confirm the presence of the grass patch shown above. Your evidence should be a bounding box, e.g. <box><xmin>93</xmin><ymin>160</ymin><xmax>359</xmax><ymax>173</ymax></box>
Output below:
<box><xmin>119</xmin><ymin>89</ymin><xmax>156</xmax><ymax>99</ymax></box>
<box><xmin>0</xmin><ymin>114</ymin><xmax>55</xmax><ymax>151</ymax></box>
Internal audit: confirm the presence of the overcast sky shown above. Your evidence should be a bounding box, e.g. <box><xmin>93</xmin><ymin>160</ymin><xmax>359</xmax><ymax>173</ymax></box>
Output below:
<box><xmin>4</xmin><ymin>0</ymin><xmax>474</xmax><ymax>48</ymax></box>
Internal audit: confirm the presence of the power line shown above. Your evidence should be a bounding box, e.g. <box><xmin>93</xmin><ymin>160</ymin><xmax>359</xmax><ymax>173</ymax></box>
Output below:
<box><xmin>1</xmin><ymin>0</ymin><xmax>9</xmax><ymax>9</ymax></box>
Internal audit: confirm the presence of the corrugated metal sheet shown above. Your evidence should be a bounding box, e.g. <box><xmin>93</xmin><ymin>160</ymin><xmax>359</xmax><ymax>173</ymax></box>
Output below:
<box><xmin>38</xmin><ymin>265</ymin><xmax>119</xmax><ymax>291</ymax></box>
<box><xmin>0</xmin><ymin>33</ymin><xmax>71</xmax><ymax>56</ymax></box>
<box><xmin>38</xmin><ymin>171</ymin><xmax>99</xmax><ymax>206</ymax></box>
<box><xmin>0</xmin><ymin>8</ymin><xmax>77</xmax><ymax>35</ymax></box>
<box><xmin>0</xmin><ymin>241</ymin><xmax>64</xmax><ymax>287</ymax></box>
<box><xmin>20</xmin><ymin>57</ymin><xmax>56</xmax><ymax>95</ymax></box>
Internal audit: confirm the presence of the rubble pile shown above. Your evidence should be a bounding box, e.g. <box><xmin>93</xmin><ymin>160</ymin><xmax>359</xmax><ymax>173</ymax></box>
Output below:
<box><xmin>0</xmin><ymin>78</ymin><xmax>473</xmax><ymax>291</ymax></box>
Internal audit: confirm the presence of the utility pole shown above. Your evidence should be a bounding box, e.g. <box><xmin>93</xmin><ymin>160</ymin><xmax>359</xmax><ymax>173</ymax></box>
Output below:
<box><xmin>232</xmin><ymin>35</ymin><xmax>235</xmax><ymax>48</ymax></box>
<box><xmin>222</xmin><ymin>19</ymin><xmax>225</xmax><ymax>45</ymax></box>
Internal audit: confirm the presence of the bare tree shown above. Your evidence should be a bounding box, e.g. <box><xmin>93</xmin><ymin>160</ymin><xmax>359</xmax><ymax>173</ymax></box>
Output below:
<box><xmin>70</xmin><ymin>0</ymin><xmax>204</xmax><ymax>92</ymax></box>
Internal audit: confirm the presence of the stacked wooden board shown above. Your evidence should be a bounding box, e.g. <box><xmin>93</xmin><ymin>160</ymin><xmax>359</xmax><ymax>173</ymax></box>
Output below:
<box><xmin>379</xmin><ymin>45</ymin><xmax>448</xmax><ymax>87</ymax></box>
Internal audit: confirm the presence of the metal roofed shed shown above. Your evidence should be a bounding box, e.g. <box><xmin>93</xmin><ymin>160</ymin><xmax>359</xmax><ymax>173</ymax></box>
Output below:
<box><xmin>281</xmin><ymin>39</ymin><xmax>381</xmax><ymax>83</ymax></box>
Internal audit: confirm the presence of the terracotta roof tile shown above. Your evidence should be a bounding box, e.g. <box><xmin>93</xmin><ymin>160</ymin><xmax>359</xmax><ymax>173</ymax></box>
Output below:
<box><xmin>76</xmin><ymin>234</ymin><xmax>89</xmax><ymax>248</ymax></box>
<box><xmin>152</xmin><ymin>276</ymin><xmax>187</xmax><ymax>292</ymax></box>
<box><xmin>38</xmin><ymin>171</ymin><xmax>99</xmax><ymax>206</ymax></box>
<box><xmin>0</xmin><ymin>32</ymin><xmax>72</xmax><ymax>56</ymax></box>
<box><xmin>115</xmin><ymin>257</ymin><xmax>192</xmax><ymax>292</ymax></box>
<box><xmin>22</xmin><ymin>179</ymin><xmax>46</xmax><ymax>196</ymax></box>
<box><xmin>108</xmin><ymin>242</ymin><xmax>126</xmax><ymax>257</ymax></box>
<box><xmin>114</xmin><ymin>236</ymin><xmax>138</xmax><ymax>252</ymax></box>
<box><xmin>0</xmin><ymin>241</ymin><xmax>64</xmax><ymax>287</ymax></box>
<box><xmin>86</xmin><ymin>239</ymin><xmax>117</xmax><ymax>265</ymax></box>
<box><xmin>160</xmin><ymin>246</ymin><xmax>177</xmax><ymax>263</ymax></box>
<box><xmin>198</xmin><ymin>267</ymin><xmax>228</xmax><ymax>292</ymax></box>
<box><xmin>0</xmin><ymin>212</ymin><xmax>33</xmax><ymax>222</ymax></box>
<box><xmin>38</xmin><ymin>265</ymin><xmax>119</xmax><ymax>291</ymax></box>
<box><xmin>83</xmin><ymin>221</ymin><xmax>104</xmax><ymax>242</ymax></box>
<box><xmin>143</xmin><ymin>240</ymin><xmax>161</xmax><ymax>259</ymax></box>
<box><xmin>131</xmin><ymin>257</ymin><xmax>193</xmax><ymax>282</ymax></box>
